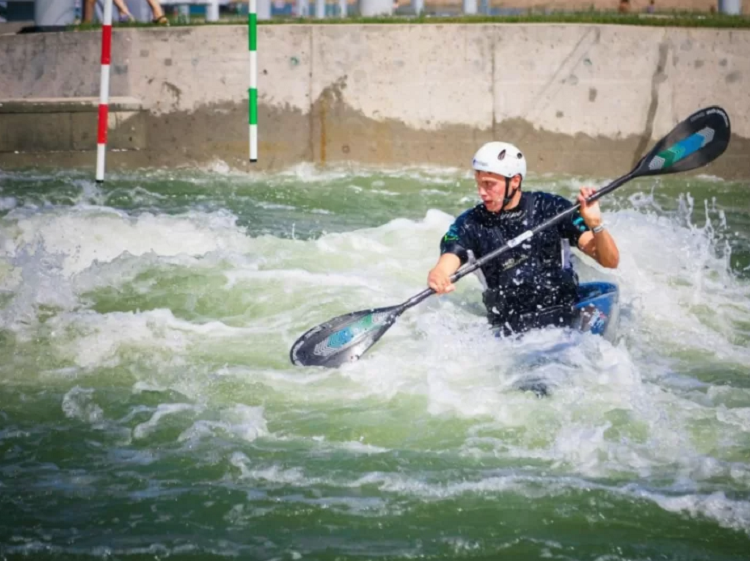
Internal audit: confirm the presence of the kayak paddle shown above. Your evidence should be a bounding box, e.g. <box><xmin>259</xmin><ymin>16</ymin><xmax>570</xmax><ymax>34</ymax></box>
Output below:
<box><xmin>290</xmin><ymin>106</ymin><xmax>731</xmax><ymax>367</ymax></box>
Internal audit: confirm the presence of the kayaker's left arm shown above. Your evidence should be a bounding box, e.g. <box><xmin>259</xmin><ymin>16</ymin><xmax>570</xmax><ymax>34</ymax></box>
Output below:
<box><xmin>576</xmin><ymin>186</ymin><xmax>620</xmax><ymax>269</ymax></box>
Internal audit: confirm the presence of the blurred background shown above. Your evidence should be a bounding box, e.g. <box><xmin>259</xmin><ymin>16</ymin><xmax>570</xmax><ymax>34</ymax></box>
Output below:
<box><xmin>1</xmin><ymin>0</ymin><xmax>747</xmax><ymax>25</ymax></box>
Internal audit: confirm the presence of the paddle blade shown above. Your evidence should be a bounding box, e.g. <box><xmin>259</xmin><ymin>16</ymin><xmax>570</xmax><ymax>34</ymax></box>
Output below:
<box><xmin>290</xmin><ymin>306</ymin><xmax>404</xmax><ymax>367</ymax></box>
<box><xmin>637</xmin><ymin>106</ymin><xmax>730</xmax><ymax>176</ymax></box>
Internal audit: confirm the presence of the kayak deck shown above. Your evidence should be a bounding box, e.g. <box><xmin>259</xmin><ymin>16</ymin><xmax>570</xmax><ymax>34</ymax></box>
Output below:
<box><xmin>572</xmin><ymin>281</ymin><xmax>619</xmax><ymax>340</ymax></box>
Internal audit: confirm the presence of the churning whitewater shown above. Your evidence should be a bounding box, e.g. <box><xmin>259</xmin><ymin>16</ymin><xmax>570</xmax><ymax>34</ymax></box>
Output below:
<box><xmin>1</xmin><ymin>166</ymin><xmax>749</xmax><ymax>559</ymax></box>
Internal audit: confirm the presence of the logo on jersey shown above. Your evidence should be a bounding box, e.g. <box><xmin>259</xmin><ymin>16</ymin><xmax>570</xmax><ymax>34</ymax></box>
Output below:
<box><xmin>443</xmin><ymin>224</ymin><xmax>460</xmax><ymax>242</ymax></box>
<box><xmin>501</xmin><ymin>255</ymin><xmax>529</xmax><ymax>271</ymax></box>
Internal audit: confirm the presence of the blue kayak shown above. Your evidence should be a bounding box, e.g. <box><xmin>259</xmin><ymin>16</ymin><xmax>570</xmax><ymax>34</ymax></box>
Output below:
<box><xmin>572</xmin><ymin>281</ymin><xmax>620</xmax><ymax>340</ymax></box>
<box><xmin>509</xmin><ymin>281</ymin><xmax>620</xmax><ymax>397</ymax></box>
<box><xmin>491</xmin><ymin>281</ymin><xmax>620</xmax><ymax>340</ymax></box>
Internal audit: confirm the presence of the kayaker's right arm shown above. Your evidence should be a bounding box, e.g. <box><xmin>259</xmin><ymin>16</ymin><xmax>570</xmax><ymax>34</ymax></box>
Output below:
<box><xmin>428</xmin><ymin>253</ymin><xmax>461</xmax><ymax>294</ymax></box>
<box><xmin>432</xmin><ymin>210</ymin><xmax>473</xmax><ymax>294</ymax></box>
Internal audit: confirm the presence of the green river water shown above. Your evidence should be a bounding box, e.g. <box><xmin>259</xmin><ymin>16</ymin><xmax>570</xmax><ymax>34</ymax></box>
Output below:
<box><xmin>0</xmin><ymin>164</ymin><xmax>749</xmax><ymax>560</ymax></box>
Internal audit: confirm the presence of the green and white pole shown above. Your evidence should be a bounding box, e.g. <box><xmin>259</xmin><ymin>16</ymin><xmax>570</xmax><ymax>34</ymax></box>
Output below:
<box><xmin>247</xmin><ymin>0</ymin><xmax>258</xmax><ymax>162</ymax></box>
<box><xmin>248</xmin><ymin>0</ymin><xmax>258</xmax><ymax>162</ymax></box>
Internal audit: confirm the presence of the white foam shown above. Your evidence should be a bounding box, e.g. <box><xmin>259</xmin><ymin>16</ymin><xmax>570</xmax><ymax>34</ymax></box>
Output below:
<box><xmin>229</xmin><ymin>453</ymin><xmax>312</xmax><ymax>485</ymax></box>
<box><xmin>226</xmin><ymin>457</ymin><xmax>750</xmax><ymax>533</ymax></box>
<box><xmin>133</xmin><ymin>402</ymin><xmax>199</xmax><ymax>440</ymax></box>
<box><xmin>0</xmin><ymin>240</ymin><xmax>78</xmax><ymax>332</ymax></box>
<box><xmin>0</xmin><ymin>197</ymin><xmax>16</xmax><ymax>211</ymax></box>
<box><xmin>634</xmin><ymin>489</ymin><xmax>750</xmax><ymax>534</ymax></box>
<box><xmin>47</xmin><ymin>307</ymin><xmax>268</xmax><ymax>371</ymax></box>
<box><xmin>61</xmin><ymin>386</ymin><xmax>104</xmax><ymax>424</ymax></box>
<box><xmin>3</xmin><ymin>207</ymin><xmax>252</xmax><ymax>277</ymax></box>
<box><xmin>177</xmin><ymin>405</ymin><xmax>268</xmax><ymax>444</ymax></box>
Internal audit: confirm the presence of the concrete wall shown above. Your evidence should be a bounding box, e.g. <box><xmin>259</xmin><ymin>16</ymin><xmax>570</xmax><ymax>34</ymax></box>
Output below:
<box><xmin>1</xmin><ymin>23</ymin><xmax>749</xmax><ymax>177</ymax></box>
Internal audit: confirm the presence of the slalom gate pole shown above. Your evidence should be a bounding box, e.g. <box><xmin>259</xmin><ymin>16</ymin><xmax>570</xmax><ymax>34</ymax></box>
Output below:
<box><xmin>248</xmin><ymin>0</ymin><xmax>258</xmax><ymax>162</ymax></box>
<box><xmin>95</xmin><ymin>0</ymin><xmax>114</xmax><ymax>183</ymax></box>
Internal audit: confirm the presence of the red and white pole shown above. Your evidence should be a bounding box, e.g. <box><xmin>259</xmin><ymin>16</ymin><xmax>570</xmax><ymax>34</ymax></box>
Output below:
<box><xmin>96</xmin><ymin>0</ymin><xmax>114</xmax><ymax>183</ymax></box>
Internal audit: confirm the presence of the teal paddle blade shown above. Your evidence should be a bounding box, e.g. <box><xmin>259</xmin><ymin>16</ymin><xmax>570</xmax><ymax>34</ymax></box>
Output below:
<box><xmin>290</xmin><ymin>306</ymin><xmax>404</xmax><ymax>367</ymax></box>
<box><xmin>637</xmin><ymin>106</ymin><xmax>730</xmax><ymax>176</ymax></box>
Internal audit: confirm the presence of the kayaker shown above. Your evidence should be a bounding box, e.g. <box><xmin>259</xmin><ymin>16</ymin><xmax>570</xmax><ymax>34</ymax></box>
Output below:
<box><xmin>427</xmin><ymin>141</ymin><xmax>620</xmax><ymax>336</ymax></box>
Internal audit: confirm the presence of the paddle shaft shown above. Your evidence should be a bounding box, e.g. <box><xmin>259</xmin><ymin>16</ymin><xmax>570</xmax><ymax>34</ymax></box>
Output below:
<box><xmin>396</xmin><ymin>170</ymin><xmax>636</xmax><ymax>314</ymax></box>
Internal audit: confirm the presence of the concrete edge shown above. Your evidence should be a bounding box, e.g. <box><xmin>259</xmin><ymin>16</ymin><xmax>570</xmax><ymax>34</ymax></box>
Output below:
<box><xmin>0</xmin><ymin>97</ymin><xmax>144</xmax><ymax>113</ymax></box>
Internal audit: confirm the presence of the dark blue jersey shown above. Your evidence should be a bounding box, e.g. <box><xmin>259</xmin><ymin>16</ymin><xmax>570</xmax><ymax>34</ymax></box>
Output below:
<box><xmin>440</xmin><ymin>191</ymin><xmax>590</xmax><ymax>331</ymax></box>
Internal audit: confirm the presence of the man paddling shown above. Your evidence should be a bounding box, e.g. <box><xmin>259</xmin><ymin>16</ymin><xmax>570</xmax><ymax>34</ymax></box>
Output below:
<box><xmin>427</xmin><ymin>142</ymin><xmax>620</xmax><ymax>336</ymax></box>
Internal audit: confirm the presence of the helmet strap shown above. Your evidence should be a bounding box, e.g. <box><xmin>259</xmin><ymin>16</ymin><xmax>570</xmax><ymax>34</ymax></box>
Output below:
<box><xmin>500</xmin><ymin>176</ymin><xmax>521</xmax><ymax>211</ymax></box>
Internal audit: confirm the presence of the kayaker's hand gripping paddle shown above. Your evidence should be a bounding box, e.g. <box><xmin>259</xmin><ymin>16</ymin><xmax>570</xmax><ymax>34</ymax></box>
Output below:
<box><xmin>290</xmin><ymin>106</ymin><xmax>731</xmax><ymax>368</ymax></box>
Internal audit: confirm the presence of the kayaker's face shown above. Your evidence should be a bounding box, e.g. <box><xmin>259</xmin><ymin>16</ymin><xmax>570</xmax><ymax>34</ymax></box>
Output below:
<box><xmin>475</xmin><ymin>171</ymin><xmax>519</xmax><ymax>213</ymax></box>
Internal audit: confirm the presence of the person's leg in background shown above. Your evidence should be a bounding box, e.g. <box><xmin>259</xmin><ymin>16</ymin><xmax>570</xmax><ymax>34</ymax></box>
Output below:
<box><xmin>83</xmin><ymin>0</ymin><xmax>135</xmax><ymax>24</ymax></box>
<box><xmin>82</xmin><ymin>0</ymin><xmax>96</xmax><ymax>22</ymax></box>
<box><xmin>113</xmin><ymin>0</ymin><xmax>135</xmax><ymax>21</ymax></box>
<box><xmin>146</xmin><ymin>0</ymin><xmax>168</xmax><ymax>24</ymax></box>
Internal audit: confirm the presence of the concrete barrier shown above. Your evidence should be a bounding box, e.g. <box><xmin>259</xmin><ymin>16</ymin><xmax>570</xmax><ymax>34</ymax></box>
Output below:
<box><xmin>0</xmin><ymin>24</ymin><xmax>749</xmax><ymax>178</ymax></box>
<box><xmin>0</xmin><ymin>97</ymin><xmax>145</xmax><ymax>152</ymax></box>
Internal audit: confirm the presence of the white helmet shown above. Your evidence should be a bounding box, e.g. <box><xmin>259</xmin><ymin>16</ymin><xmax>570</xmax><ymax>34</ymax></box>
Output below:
<box><xmin>472</xmin><ymin>142</ymin><xmax>526</xmax><ymax>179</ymax></box>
